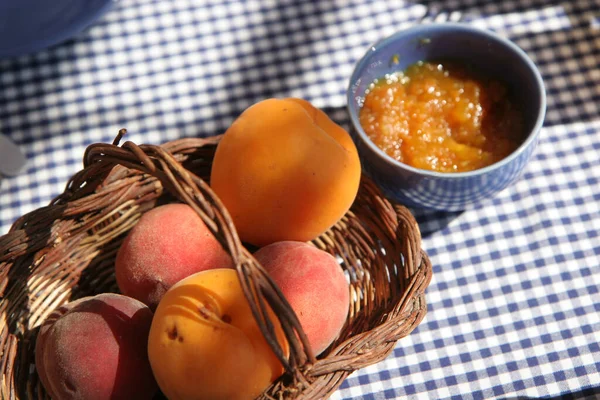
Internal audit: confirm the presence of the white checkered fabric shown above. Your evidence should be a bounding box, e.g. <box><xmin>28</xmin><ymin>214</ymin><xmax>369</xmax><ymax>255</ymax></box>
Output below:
<box><xmin>1</xmin><ymin>1</ymin><xmax>599</xmax><ymax>399</ymax></box>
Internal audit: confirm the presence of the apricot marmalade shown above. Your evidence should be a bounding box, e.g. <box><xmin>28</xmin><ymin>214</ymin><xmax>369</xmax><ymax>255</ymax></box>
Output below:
<box><xmin>359</xmin><ymin>61</ymin><xmax>525</xmax><ymax>173</ymax></box>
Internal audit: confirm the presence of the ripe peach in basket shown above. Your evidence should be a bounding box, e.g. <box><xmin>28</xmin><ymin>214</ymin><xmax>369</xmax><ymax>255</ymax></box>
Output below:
<box><xmin>147</xmin><ymin>268</ymin><xmax>288</xmax><ymax>400</ymax></box>
<box><xmin>35</xmin><ymin>293</ymin><xmax>157</xmax><ymax>400</ymax></box>
<box><xmin>254</xmin><ymin>241</ymin><xmax>350</xmax><ymax>355</ymax></box>
<box><xmin>115</xmin><ymin>203</ymin><xmax>234</xmax><ymax>309</ymax></box>
<box><xmin>210</xmin><ymin>97</ymin><xmax>361</xmax><ymax>246</ymax></box>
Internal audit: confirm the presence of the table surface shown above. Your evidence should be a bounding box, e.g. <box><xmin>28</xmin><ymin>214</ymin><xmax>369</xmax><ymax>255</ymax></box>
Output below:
<box><xmin>1</xmin><ymin>0</ymin><xmax>599</xmax><ymax>399</ymax></box>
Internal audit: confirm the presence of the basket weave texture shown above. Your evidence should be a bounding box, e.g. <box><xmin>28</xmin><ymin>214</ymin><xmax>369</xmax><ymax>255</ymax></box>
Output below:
<box><xmin>0</xmin><ymin>132</ymin><xmax>432</xmax><ymax>400</ymax></box>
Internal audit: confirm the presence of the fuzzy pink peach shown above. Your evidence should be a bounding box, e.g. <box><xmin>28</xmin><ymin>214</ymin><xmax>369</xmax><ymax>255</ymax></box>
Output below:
<box><xmin>115</xmin><ymin>203</ymin><xmax>233</xmax><ymax>309</ymax></box>
<box><xmin>253</xmin><ymin>241</ymin><xmax>349</xmax><ymax>355</ymax></box>
<box><xmin>35</xmin><ymin>293</ymin><xmax>157</xmax><ymax>400</ymax></box>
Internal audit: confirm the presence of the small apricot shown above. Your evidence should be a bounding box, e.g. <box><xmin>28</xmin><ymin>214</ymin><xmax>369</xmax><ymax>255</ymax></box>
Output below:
<box><xmin>147</xmin><ymin>268</ymin><xmax>288</xmax><ymax>400</ymax></box>
<box><xmin>210</xmin><ymin>98</ymin><xmax>361</xmax><ymax>246</ymax></box>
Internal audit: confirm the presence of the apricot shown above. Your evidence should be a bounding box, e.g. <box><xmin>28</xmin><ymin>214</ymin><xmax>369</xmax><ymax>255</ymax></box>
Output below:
<box><xmin>35</xmin><ymin>293</ymin><xmax>157</xmax><ymax>400</ymax></box>
<box><xmin>148</xmin><ymin>268</ymin><xmax>288</xmax><ymax>400</ymax></box>
<box><xmin>254</xmin><ymin>241</ymin><xmax>349</xmax><ymax>355</ymax></box>
<box><xmin>115</xmin><ymin>203</ymin><xmax>233</xmax><ymax>309</ymax></box>
<box><xmin>210</xmin><ymin>98</ymin><xmax>361</xmax><ymax>246</ymax></box>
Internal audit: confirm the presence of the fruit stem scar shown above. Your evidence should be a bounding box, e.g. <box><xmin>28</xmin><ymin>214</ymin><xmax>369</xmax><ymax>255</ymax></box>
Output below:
<box><xmin>167</xmin><ymin>324</ymin><xmax>178</xmax><ymax>340</ymax></box>
<box><xmin>64</xmin><ymin>379</ymin><xmax>77</xmax><ymax>392</ymax></box>
<box><xmin>198</xmin><ymin>305</ymin><xmax>212</xmax><ymax>319</ymax></box>
<box><xmin>198</xmin><ymin>303</ymin><xmax>223</xmax><ymax>323</ymax></box>
<box><xmin>198</xmin><ymin>303</ymin><xmax>232</xmax><ymax>324</ymax></box>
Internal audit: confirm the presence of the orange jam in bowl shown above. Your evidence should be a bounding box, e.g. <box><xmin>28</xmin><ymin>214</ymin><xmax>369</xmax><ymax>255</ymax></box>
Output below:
<box><xmin>359</xmin><ymin>61</ymin><xmax>525</xmax><ymax>173</ymax></box>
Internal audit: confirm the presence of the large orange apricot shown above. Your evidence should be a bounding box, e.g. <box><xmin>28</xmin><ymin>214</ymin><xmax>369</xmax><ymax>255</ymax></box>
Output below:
<box><xmin>147</xmin><ymin>268</ymin><xmax>288</xmax><ymax>400</ymax></box>
<box><xmin>210</xmin><ymin>98</ymin><xmax>361</xmax><ymax>246</ymax></box>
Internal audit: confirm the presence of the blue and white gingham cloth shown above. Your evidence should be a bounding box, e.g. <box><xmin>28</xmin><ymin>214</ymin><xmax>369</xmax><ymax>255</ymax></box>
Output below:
<box><xmin>1</xmin><ymin>1</ymin><xmax>599</xmax><ymax>398</ymax></box>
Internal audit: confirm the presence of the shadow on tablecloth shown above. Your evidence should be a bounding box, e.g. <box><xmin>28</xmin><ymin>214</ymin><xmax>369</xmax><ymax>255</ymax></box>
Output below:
<box><xmin>410</xmin><ymin>0</ymin><xmax>600</xmax><ymax>128</ymax></box>
<box><xmin>498</xmin><ymin>385</ymin><xmax>600</xmax><ymax>400</ymax></box>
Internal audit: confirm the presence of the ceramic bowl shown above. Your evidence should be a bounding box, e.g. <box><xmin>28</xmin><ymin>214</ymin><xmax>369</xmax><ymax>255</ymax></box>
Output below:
<box><xmin>347</xmin><ymin>23</ymin><xmax>546</xmax><ymax>211</ymax></box>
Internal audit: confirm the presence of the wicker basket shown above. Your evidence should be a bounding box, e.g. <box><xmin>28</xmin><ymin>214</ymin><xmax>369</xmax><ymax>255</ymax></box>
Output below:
<box><xmin>0</xmin><ymin>130</ymin><xmax>432</xmax><ymax>400</ymax></box>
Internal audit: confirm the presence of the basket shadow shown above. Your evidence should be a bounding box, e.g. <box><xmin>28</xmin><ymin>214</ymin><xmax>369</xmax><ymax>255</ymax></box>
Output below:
<box><xmin>409</xmin><ymin>208</ymin><xmax>464</xmax><ymax>238</ymax></box>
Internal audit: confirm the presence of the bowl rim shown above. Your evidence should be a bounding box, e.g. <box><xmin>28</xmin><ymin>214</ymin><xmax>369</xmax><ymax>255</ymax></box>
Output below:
<box><xmin>346</xmin><ymin>22</ymin><xmax>547</xmax><ymax>179</ymax></box>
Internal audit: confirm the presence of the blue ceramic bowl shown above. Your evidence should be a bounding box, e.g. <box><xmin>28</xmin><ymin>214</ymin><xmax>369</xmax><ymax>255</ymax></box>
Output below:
<box><xmin>0</xmin><ymin>0</ymin><xmax>114</xmax><ymax>59</ymax></box>
<box><xmin>347</xmin><ymin>23</ymin><xmax>546</xmax><ymax>211</ymax></box>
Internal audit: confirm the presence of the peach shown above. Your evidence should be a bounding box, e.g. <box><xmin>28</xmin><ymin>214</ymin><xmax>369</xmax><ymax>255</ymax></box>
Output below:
<box><xmin>254</xmin><ymin>241</ymin><xmax>349</xmax><ymax>355</ymax></box>
<box><xmin>115</xmin><ymin>203</ymin><xmax>233</xmax><ymax>309</ymax></box>
<box><xmin>210</xmin><ymin>98</ymin><xmax>361</xmax><ymax>246</ymax></box>
<box><xmin>147</xmin><ymin>268</ymin><xmax>288</xmax><ymax>400</ymax></box>
<box><xmin>35</xmin><ymin>293</ymin><xmax>157</xmax><ymax>400</ymax></box>
<box><xmin>35</xmin><ymin>298</ymin><xmax>88</xmax><ymax>398</ymax></box>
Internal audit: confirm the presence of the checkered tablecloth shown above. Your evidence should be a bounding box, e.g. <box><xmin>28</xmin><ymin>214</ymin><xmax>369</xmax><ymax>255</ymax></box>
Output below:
<box><xmin>1</xmin><ymin>0</ymin><xmax>599</xmax><ymax>398</ymax></box>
